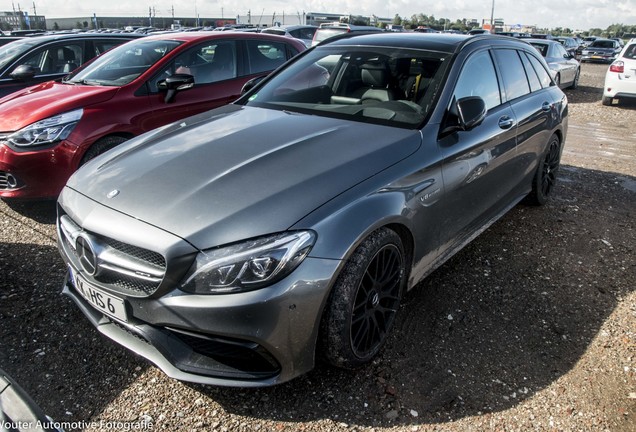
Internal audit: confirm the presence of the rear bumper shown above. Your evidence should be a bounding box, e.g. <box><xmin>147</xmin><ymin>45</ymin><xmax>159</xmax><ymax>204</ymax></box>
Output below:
<box><xmin>604</xmin><ymin>73</ymin><xmax>636</xmax><ymax>99</ymax></box>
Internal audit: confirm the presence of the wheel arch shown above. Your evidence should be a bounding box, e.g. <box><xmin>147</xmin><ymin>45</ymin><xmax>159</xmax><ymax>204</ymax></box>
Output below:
<box><xmin>76</xmin><ymin>132</ymin><xmax>136</xmax><ymax>166</ymax></box>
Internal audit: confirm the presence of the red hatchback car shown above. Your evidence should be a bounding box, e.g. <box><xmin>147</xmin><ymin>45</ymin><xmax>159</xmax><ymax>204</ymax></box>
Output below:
<box><xmin>0</xmin><ymin>32</ymin><xmax>305</xmax><ymax>199</ymax></box>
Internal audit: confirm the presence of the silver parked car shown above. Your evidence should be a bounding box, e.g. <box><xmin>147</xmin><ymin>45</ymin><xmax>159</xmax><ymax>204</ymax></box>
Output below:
<box><xmin>527</xmin><ymin>38</ymin><xmax>580</xmax><ymax>89</ymax></box>
<box><xmin>57</xmin><ymin>33</ymin><xmax>568</xmax><ymax>387</ymax></box>
<box><xmin>261</xmin><ymin>25</ymin><xmax>318</xmax><ymax>48</ymax></box>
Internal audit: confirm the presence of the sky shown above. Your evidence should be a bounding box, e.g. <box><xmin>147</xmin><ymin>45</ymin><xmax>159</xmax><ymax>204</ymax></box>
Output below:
<box><xmin>20</xmin><ymin>0</ymin><xmax>636</xmax><ymax>31</ymax></box>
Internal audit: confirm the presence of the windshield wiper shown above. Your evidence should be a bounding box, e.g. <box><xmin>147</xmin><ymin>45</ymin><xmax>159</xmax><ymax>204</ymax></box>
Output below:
<box><xmin>63</xmin><ymin>78</ymin><xmax>103</xmax><ymax>86</ymax></box>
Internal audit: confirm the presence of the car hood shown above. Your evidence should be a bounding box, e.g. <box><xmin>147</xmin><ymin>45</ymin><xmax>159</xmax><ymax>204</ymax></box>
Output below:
<box><xmin>67</xmin><ymin>105</ymin><xmax>421</xmax><ymax>250</ymax></box>
<box><xmin>0</xmin><ymin>81</ymin><xmax>118</xmax><ymax>131</ymax></box>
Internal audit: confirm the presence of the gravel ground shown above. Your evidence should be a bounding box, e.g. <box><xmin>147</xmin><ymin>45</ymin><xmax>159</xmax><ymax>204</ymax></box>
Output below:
<box><xmin>1</xmin><ymin>63</ymin><xmax>634</xmax><ymax>432</ymax></box>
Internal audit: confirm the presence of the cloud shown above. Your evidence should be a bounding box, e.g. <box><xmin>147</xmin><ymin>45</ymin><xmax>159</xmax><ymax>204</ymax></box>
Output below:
<box><xmin>36</xmin><ymin>0</ymin><xmax>635</xmax><ymax>30</ymax></box>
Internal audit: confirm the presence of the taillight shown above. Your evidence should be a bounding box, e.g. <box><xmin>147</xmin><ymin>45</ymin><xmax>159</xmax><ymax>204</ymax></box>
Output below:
<box><xmin>610</xmin><ymin>61</ymin><xmax>624</xmax><ymax>73</ymax></box>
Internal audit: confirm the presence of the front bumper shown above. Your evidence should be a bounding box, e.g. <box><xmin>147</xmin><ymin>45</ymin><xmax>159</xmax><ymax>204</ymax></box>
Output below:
<box><xmin>58</xmin><ymin>189</ymin><xmax>341</xmax><ymax>387</ymax></box>
<box><xmin>60</xmin><ymin>240</ymin><xmax>340</xmax><ymax>387</ymax></box>
<box><xmin>0</xmin><ymin>141</ymin><xmax>78</xmax><ymax>199</ymax></box>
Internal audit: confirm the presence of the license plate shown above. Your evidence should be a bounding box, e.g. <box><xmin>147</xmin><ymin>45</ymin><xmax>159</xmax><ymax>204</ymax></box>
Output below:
<box><xmin>69</xmin><ymin>266</ymin><xmax>128</xmax><ymax>322</ymax></box>
<box><xmin>592</xmin><ymin>55</ymin><xmax>602</xmax><ymax>59</ymax></box>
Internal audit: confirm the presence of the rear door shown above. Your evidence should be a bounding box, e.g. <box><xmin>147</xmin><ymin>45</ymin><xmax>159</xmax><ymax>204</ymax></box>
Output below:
<box><xmin>495</xmin><ymin>48</ymin><xmax>559</xmax><ymax>187</ymax></box>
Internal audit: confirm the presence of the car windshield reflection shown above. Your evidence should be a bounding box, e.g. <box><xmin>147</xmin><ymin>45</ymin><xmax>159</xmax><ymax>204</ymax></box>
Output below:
<box><xmin>242</xmin><ymin>46</ymin><xmax>449</xmax><ymax>128</ymax></box>
<box><xmin>65</xmin><ymin>39</ymin><xmax>182</xmax><ymax>86</ymax></box>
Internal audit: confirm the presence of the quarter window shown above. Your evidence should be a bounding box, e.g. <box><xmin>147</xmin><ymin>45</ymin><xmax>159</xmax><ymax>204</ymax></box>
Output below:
<box><xmin>453</xmin><ymin>50</ymin><xmax>501</xmax><ymax>111</ymax></box>
<box><xmin>494</xmin><ymin>49</ymin><xmax>530</xmax><ymax>101</ymax></box>
<box><xmin>519</xmin><ymin>52</ymin><xmax>542</xmax><ymax>92</ymax></box>
<box><xmin>525</xmin><ymin>52</ymin><xmax>552</xmax><ymax>88</ymax></box>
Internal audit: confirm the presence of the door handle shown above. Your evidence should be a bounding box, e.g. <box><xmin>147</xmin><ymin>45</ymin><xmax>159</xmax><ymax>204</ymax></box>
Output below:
<box><xmin>541</xmin><ymin>102</ymin><xmax>552</xmax><ymax>112</ymax></box>
<box><xmin>498</xmin><ymin>116</ymin><xmax>515</xmax><ymax>129</ymax></box>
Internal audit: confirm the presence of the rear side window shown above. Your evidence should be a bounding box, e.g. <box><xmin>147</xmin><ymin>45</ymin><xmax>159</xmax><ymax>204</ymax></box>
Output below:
<box><xmin>245</xmin><ymin>40</ymin><xmax>289</xmax><ymax>74</ymax></box>
<box><xmin>494</xmin><ymin>49</ymin><xmax>530</xmax><ymax>101</ymax></box>
<box><xmin>94</xmin><ymin>40</ymin><xmax>128</xmax><ymax>56</ymax></box>
<box><xmin>519</xmin><ymin>52</ymin><xmax>542</xmax><ymax>92</ymax></box>
<box><xmin>623</xmin><ymin>44</ymin><xmax>636</xmax><ymax>59</ymax></box>
<box><xmin>453</xmin><ymin>50</ymin><xmax>501</xmax><ymax>111</ymax></box>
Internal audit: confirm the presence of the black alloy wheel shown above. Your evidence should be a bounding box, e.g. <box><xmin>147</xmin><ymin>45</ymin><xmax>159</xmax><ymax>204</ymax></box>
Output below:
<box><xmin>320</xmin><ymin>228</ymin><xmax>406</xmax><ymax>369</ymax></box>
<box><xmin>349</xmin><ymin>243</ymin><xmax>403</xmax><ymax>359</ymax></box>
<box><xmin>527</xmin><ymin>133</ymin><xmax>561</xmax><ymax>205</ymax></box>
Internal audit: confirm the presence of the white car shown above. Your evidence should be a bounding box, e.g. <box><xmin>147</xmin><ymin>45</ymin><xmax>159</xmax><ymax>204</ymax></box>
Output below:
<box><xmin>603</xmin><ymin>38</ymin><xmax>636</xmax><ymax>106</ymax></box>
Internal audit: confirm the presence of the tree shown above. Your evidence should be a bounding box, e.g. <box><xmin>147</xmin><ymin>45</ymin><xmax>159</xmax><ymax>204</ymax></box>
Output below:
<box><xmin>392</xmin><ymin>14</ymin><xmax>402</xmax><ymax>26</ymax></box>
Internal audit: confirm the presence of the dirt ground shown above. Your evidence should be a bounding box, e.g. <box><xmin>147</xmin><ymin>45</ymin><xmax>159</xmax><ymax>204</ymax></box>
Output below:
<box><xmin>0</xmin><ymin>63</ymin><xmax>634</xmax><ymax>432</ymax></box>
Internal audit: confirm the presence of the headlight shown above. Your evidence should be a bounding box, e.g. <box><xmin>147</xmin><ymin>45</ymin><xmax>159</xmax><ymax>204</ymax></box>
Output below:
<box><xmin>181</xmin><ymin>231</ymin><xmax>316</xmax><ymax>294</ymax></box>
<box><xmin>6</xmin><ymin>108</ymin><xmax>83</xmax><ymax>148</ymax></box>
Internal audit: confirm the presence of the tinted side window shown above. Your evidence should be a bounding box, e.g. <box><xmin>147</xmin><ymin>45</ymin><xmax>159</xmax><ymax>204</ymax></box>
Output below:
<box><xmin>519</xmin><ymin>52</ymin><xmax>542</xmax><ymax>92</ymax></box>
<box><xmin>525</xmin><ymin>52</ymin><xmax>552</xmax><ymax>88</ymax></box>
<box><xmin>245</xmin><ymin>40</ymin><xmax>288</xmax><ymax>74</ymax></box>
<box><xmin>94</xmin><ymin>39</ymin><xmax>128</xmax><ymax>56</ymax></box>
<box><xmin>23</xmin><ymin>43</ymin><xmax>83</xmax><ymax>75</ymax></box>
<box><xmin>494</xmin><ymin>49</ymin><xmax>530</xmax><ymax>101</ymax></box>
<box><xmin>453</xmin><ymin>50</ymin><xmax>501</xmax><ymax>111</ymax></box>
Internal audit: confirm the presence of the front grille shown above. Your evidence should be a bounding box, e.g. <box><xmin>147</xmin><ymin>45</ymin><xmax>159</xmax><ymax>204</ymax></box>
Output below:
<box><xmin>59</xmin><ymin>213</ymin><xmax>166</xmax><ymax>297</ymax></box>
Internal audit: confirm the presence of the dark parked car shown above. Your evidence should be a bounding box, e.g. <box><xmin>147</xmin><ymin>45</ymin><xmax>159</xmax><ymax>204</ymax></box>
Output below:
<box><xmin>555</xmin><ymin>36</ymin><xmax>580</xmax><ymax>58</ymax></box>
<box><xmin>527</xmin><ymin>38</ymin><xmax>580</xmax><ymax>88</ymax></box>
<box><xmin>0</xmin><ymin>36</ymin><xmax>23</xmax><ymax>46</ymax></box>
<box><xmin>57</xmin><ymin>33</ymin><xmax>567</xmax><ymax>387</ymax></box>
<box><xmin>580</xmin><ymin>38</ymin><xmax>623</xmax><ymax>63</ymax></box>
<box><xmin>0</xmin><ymin>32</ymin><xmax>305</xmax><ymax>199</ymax></box>
<box><xmin>0</xmin><ymin>33</ymin><xmax>144</xmax><ymax>98</ymax></box>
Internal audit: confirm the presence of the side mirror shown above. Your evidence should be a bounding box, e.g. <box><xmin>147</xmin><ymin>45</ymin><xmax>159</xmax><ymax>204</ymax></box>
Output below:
<box><xmin>9</xmin><ymin>64</ymin><xmax>39</xmax><ymax>81</ymax></box>
<box><xmin>443</xmin><ymin>96</ymin><xmax>487</xmax><ymax>134</ymax></box>
<box><xmin>240</xmin><ymin>75</ymin><xmax>266</xmax><ymax>95</ymax></box>
<box><xmin>157</xmin><ymin>73</ymin><xmax>195</xmax><ymax>103</ymax></box>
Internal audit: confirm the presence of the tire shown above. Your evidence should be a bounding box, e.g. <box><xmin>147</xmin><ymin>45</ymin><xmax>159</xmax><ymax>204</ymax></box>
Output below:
<box><xmin>80</xmin><ymin>136</ymin><xmax>128</xmax><ymax>166</ymax></box>
<box><xmin>320</xmin><ymin>228</ymin><xmax>406</xmax><ymax>369</ymax></box>
<box><xmin>568</xmin><ymin>68</ymin><xmax>580</xmax><ymax>89</ymax></box>
<box><xmin>601</xmin><ymin>96</ymin><xmax>612</xmax><ymax>106</ymax></box>
<box><xmin>527</xmin><ymin>133</ymin><xmax>561</xmax><ymax>206</ymax></box>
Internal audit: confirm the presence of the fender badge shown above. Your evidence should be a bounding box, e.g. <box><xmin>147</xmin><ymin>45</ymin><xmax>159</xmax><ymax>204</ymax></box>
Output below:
<box><xmin>107</xmin><ymin>189</ymin><xmax>120</xmax><ymax>199</ymax></box>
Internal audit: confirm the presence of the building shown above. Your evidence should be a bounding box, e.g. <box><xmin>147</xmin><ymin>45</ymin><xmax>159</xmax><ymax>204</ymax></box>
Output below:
<box><xmin>45</xmin><ymin>16</ymin><xmax>234</xmax><ymax>31</ymax></box>
<box><xmin>0</xmin><ymin>11</ymin><xmax>46</xmax><ymax>31</ymax></box>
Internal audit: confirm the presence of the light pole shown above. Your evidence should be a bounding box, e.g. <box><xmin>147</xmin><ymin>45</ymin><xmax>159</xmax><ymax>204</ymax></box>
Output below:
<box><xmin>490</xmin><ymin>0</ymin><xmax>495</xmax><ymax>28</ymax></box>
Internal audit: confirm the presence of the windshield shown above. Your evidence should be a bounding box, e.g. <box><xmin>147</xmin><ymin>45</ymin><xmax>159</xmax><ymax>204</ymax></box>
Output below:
<box><xmin>240</xmin><ymin>45</ymin><xmax>449</xmax><ymax>128</ymax></box>
<box><xmin>65</xmin><ymin>39</ymin><xmax>181</xmax><ymax>86</ymax></box>
<box><xmin>0</xmin><ymin>38</ymin><xmax>41</xmax><ymax>69</ymax></box>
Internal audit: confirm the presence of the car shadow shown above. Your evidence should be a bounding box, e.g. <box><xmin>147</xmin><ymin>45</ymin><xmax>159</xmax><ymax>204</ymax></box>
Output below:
<box><xmin>0</xmin><ymin>241</ymin><xmax>148</xmax><ymax>422</ymax></box>
<box><xmin>1</xmin><ymin>198</ymin><xmax>57</xmax><ymax>224</ymax></box>
<box><xmin>189</xmin><ymin>165</ymin><xmax>634</xmax><ymax>426</ymax></box>
<box><xmin>1</xmin><ymin>166</ymin><xmax>633</xmax><ymax>427</ymax></box>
